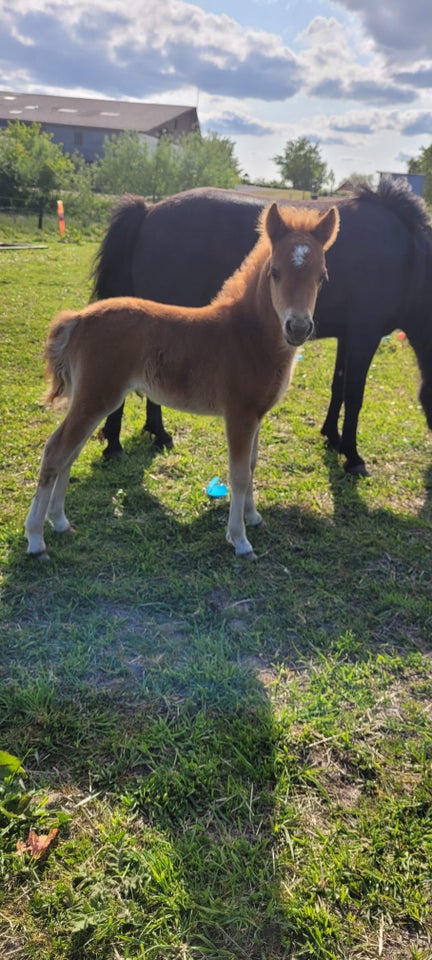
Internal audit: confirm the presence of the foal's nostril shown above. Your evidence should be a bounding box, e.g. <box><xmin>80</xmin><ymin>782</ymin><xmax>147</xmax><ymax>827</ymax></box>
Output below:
<box><xmin>284</xmin><ymin>315</ymin><xmax>314</xmax><ymax>344</ymax></box>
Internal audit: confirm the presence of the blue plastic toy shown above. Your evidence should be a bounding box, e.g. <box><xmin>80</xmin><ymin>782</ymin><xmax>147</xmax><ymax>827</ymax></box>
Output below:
<box><xmin>206</xmin><ymin>476</ymin><xmax>228</xmax><ymax>498</ymax></box>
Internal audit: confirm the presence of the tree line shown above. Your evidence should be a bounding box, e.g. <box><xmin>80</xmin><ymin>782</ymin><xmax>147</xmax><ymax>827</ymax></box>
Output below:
<box><xmin>0</xmin><ymin>122</ymin><xmax>242</xmax><ymax>226</ymax></box>
<box><xmin>0</xmin><ymin>121</ymin><xmax>430</xmax><ymax>230</ymax></box>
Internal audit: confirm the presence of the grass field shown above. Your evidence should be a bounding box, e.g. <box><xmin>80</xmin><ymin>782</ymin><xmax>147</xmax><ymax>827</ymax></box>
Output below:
<box><xmin>1</xmin><ymin>235</ymin><xmax>431</xmax><ymax>960</ymax></box>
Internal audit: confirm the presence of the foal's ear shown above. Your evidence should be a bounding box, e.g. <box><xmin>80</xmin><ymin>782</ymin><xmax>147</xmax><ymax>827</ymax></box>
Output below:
<box><xmin>265</xmin><ymin>203</ymin><xmax>287</xmax><ymax>243</ymax></box>
<box><xmin>313</xmin><ymin>206</ymin><xmax>340</xmax><ymax>250</ymax></box>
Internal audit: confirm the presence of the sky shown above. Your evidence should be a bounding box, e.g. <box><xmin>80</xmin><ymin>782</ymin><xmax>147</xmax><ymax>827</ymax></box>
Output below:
<box><xmin>0</xmin><ymin>0</ymin><xmax>431</xmax><ymax>186</ymax></box>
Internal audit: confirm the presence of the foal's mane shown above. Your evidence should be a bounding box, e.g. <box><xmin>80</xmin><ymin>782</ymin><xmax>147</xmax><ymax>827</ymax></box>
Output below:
<box><xmin>214</xmin><ymin>205</ymin><xmax>326</xmax><ymax>305</ymax></box>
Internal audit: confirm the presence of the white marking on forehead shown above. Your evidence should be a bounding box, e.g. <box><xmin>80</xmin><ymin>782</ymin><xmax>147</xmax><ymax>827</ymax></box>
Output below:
<box><xmin>292</xmin><ymin>244</ymin><xmax>310</xmax><ymax>267</ymax></box>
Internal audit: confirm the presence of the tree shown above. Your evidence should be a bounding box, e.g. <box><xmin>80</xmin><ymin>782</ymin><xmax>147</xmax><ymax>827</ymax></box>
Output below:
<box><xmin>408</xmin><ymin>144</ymin><xmax>432</xmax><ymax>204</ymax></box>
<box><xmin>335</xmin><ymin>172</ymin><xmax>375</xmax><ymax>194</ymax></box>
<box><xmin>0</xmin><ymin>122</ymin><xmax>75</xmax><ymax>226</ymax></box>
<box><xmin>176</xmin><ymin>131</ymin><xmax>242</xmax><ymax>191</ymax></box>
<box><xmin>92</xmin><ymin>131</ymin><xmax>153</xmax><ymax>196</ymax></box>
<box><xmin>149</xmin><ymin>134</ymin><xmax>181</xmax><ymax>201</ymax></box>
<box><xmin>93</xmin><ymin>131</ymin><xmax>181</xmax><ymax>200</ymax></box>
<box><xmin>94</xmin><ymin>129</ymin><xmax>241</xmax><ymax>199</ymax></box>
<box><xmin>273</xmin><ymin>137</ymin><xmax>328</xmax><ymax>192</ymax></box>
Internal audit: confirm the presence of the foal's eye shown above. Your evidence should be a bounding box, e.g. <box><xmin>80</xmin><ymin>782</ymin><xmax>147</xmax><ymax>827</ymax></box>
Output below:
<box><xmin>271</xmin><ymin>266</ymin><xmax>280</xmax><ymax>281</ymax></box>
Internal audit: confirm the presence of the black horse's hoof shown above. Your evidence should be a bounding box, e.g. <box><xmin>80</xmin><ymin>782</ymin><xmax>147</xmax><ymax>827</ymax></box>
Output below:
<box><xmin>321</xmin><ymin>427</ymin><xmax>341</xmax><ymax>451</ymax></box>
<box><xmin>142</xmin><ymin>421</ymin><xmax>173</xmax><ymax>450</ymax></box>
<box><xmin>102</xmin><ymin>444</ymin><xmax>124</xmax><ymax>460</ymax></box>
<box><xmin>153</xmin><ymin>432</ymin><xmax>174</xmax><ymax>451</ymax></box>
<box><xmin>155</xmin><ymin>433</ymin><xmax>174</xmax><ymax>450</ymax></box>
<box><xmin>344</xmin><ymin>461</ymin><xmax>369</xmax><ymax>477</ymax></box>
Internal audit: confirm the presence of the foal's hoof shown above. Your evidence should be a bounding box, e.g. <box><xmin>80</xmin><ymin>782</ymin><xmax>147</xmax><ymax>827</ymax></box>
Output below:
<box><xmin>27</xmin><ymin>549</ymin><xmax>50</xmax><ymax>562</ymax></box>
<box><xmin>233</xmin><ymin>546</ymin><xmax>258</xmax><ymax>562</ymax></box>
<box><xmin>246</xmin><ymin>511</ymin><xmax>263</xmax><ymax>527</ymax></box>
<box><xmin>226</xmin><ymin>531</ymin><xmax>257</xmax><ymax>560</ymax></box>
<box><xmin>242</xmin><ymin>550</ymin><xmax>258</xmax><ymax>562</ymax></box>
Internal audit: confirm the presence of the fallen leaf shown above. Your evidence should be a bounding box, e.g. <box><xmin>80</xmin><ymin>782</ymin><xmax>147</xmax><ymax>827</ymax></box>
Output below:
<box><xmin>16</xmin><ymin>827</ymin><xmax>58</xmax><ymax>859</ymax></box>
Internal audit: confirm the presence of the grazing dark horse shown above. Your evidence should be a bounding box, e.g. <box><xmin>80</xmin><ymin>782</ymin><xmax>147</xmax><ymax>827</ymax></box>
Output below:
<box><xmin>25</xmin><ymin>203</ymin><xmax>339</xmax><ymax>560</ymax></box>
<box><xmin>92</xmin><ymin>178</ymin><xmax>432</xmax><ymax>476</ymax></box>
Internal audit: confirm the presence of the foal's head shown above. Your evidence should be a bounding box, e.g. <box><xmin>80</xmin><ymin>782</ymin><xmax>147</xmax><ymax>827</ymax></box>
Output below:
<box><xmin>264</xmin><ymin>203</ymin><xmax>340</xmax><ymax>346</ymax></box>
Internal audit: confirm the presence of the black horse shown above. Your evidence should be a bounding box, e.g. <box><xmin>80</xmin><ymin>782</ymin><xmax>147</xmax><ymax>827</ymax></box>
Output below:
<box><xmin>91</xmin><ymin>179</ymin><xmax>432</xmax><ymax>475</ymax></box>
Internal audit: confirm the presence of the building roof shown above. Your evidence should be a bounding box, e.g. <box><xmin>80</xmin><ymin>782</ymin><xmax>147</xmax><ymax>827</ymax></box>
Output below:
<box><xmin>0</xmin><ymin>91</ymin><xmax>198</xmax><ymax>135</ymax></box>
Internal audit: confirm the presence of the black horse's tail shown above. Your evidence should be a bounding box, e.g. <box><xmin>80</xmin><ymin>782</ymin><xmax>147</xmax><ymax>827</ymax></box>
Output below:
<box><xmin>90</xmin><ymin>194</ymin><xmax>150</xmax><ymax>300</ymax></box>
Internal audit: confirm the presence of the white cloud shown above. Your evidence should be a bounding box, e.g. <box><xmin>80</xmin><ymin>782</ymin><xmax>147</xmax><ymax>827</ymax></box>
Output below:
<box><xmin>297</xmin><ymin>16</ymin><xmax>417</xmax><ymax>105</ymax></box>
<box><xmin>333</xmin><ymin>0</ymin><xmax>432</xmax><ymax>64</ymax></box>
<box><xmin>0</xmin><ymin>0</ymin><xmax>301</xmax><ymax>101</ymax></box>
<box><xmin>392</xmin><ymin>63</ymin><xmax>432</xmax><ymax>89</ymax></box>
<box><xmin>201</xmin><ymin>109</ymin><xmax>276</xmax><ymax>137</ymax></box>
<box><xmin>0</xmin><ymin>0</ymin><xmax>430</xmax><ymax>185</ymax></box>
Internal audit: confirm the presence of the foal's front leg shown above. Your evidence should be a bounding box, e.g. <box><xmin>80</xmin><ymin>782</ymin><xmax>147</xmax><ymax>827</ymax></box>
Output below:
<box><xmin>225</xmin><ymin>415</ymin><xmax>261</xmax><ymax>558</ymax></box>
<box><xmin>244</xmin><ymin>425</ymin><xmax>262</xmax><ymax>527</ymax></box>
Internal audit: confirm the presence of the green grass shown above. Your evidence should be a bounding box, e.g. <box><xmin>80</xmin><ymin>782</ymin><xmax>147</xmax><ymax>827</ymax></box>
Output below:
<box><xmin>1</xmin><ymin>234</ymin><xmax>432</xmax><ymax>960</ymax></box>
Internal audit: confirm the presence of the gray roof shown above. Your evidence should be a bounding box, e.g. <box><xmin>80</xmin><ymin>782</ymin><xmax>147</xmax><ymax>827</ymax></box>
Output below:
<box><xmin>0</xmin><ymin>91</ymin><xmax>198</xmax><ymax>134</ymax></box>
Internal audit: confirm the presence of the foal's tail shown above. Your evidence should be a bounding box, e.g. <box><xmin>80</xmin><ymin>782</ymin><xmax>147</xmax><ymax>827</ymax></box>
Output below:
<box><xmin>44</xmin><ymin>310</ymin><xmax>80</xmax><ymax>405</ymax></box>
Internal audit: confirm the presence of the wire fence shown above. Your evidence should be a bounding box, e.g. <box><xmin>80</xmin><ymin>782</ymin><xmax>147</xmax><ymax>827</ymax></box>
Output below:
<box><xmin>0</xmin><ymin>197</ymin><xmax>40</xmax><ymax>213</ymax></box>
<box><xmin>0</xmin><ymin>193</ymin><xmax>115</xmax><ymax>236</ymax></box>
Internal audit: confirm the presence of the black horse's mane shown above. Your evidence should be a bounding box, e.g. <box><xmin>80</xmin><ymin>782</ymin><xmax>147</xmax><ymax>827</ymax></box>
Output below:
<box><xmin>355</xmin><ymin>176</ymin><xmax>432</xmax><ymax>237</ymax></box>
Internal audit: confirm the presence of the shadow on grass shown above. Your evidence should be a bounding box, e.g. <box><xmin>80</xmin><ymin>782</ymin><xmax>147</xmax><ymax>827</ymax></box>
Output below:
<box><xmin>1</xmin><ymin>437</ymin><xmax>432</xmax><ymax>957</ymax></box>
<box><xmin>3</xmin><ymin>429</ymin><xmax>432</xmax><ymax>687</ymax></box>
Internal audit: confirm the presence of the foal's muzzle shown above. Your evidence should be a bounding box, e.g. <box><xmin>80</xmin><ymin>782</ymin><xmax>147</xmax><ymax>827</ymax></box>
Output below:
<box><xmin>284</xmin><ymin>314</ymin><xmax>315</xmax><ymax>346</ymax></box>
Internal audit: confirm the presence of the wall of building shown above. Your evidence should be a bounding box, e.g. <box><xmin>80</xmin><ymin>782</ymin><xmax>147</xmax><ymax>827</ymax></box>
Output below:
<box><xmin>41</xmin><ymin>124</ymin><xmax>112</xmax><ymax>162</ymax></box>
<box><xmin>0</xmin><ymin>112</ymin><xmax>198</xmax><ymax>163</ymax></box>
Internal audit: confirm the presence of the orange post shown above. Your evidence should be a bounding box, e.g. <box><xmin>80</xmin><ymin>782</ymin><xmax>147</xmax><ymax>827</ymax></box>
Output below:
<box><xmin>57</xmin><ymin>200</ymin><xmax>65</xmax><ymax>236</ymax></box>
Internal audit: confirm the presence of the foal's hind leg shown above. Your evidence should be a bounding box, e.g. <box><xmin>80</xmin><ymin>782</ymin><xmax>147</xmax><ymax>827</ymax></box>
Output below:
<box><xmin>25</xmin><ymin>408</ymin><xmax>104</xmax><ymax>557</ymax></box>
<box><xmin>225</xmin><ymin>414</ymin><xmax>260</xmax><ymax>558</ymax></box>
<box><xmin>47</xmin><ymin>463</ymin><xmax>74</xmax><ymax>532</ymax></box>
<box><xmin>25</xmin><ymin>469</ymin><xmax>59</xmax><ymax>558</ymax></box>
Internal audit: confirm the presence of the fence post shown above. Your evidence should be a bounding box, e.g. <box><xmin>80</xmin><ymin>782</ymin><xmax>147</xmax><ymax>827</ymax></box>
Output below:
<box><xmin>57</xmin><ymin>200</ymin><xmax>65</xmax><ymax>236</ymax></box>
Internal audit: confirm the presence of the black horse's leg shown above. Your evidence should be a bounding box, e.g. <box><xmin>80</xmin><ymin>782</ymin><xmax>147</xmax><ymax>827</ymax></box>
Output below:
<box><xmin>101</xmin><ymin>404</ymin><xmax>125</xmax><ymax>459</ymax></box>
<box><xmin>321</xmin><ymin>337</ymin><xmax>346</xmax><ymax>450</ymax></box>
<box><xmin>143</xmin><ymin>399</ymin><xmax>173</xmax><ymax>450</ymax></box>
<box><xmin>407</xmin><ymin>330</ymin><xmax>432</xmax><ymax>430</ymax></box>
<box><xmin>338</xmin><ymin>334</ymin><xmax>381</xmax><ymax>476</ymax></box>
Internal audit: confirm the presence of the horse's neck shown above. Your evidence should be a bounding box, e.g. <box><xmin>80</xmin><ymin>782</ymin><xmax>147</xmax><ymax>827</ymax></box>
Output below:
<box><xmin>216</xmin><ymin>237</ymin><xmax>269</xmax><ymax>308</ymax></box>
<box><xmin>214</xmin><ymin>238</ymin><xmax>281</xmax><ymax>337</ymax></box>
<box><xmin>241</xmin><ymin>250</ymin><xmax>275</xmax><ymax>325</ymax></box>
